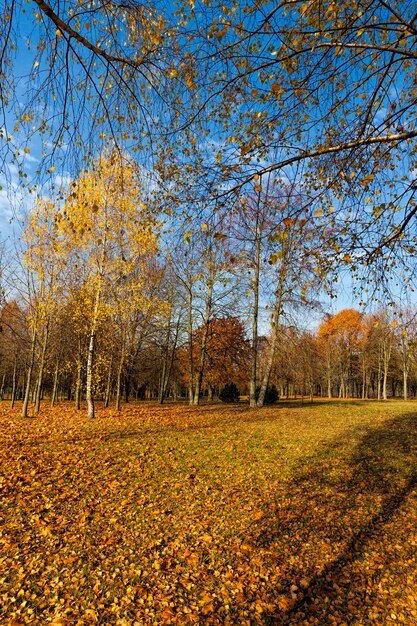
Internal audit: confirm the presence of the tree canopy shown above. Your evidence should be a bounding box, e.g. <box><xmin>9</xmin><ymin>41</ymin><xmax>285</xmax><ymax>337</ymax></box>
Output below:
<box><xmin>2</xmin><ymin>0</ymin><xmax>417</xmax><ymax>295</ymax></box>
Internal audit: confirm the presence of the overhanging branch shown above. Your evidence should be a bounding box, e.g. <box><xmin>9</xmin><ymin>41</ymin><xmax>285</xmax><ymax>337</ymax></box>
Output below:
<box><xmin>218</xmin><ymin>129</ymin><xmax>417</xmax><ymax>197</ymax></box>
<box><xmin>33</xmin><ymin>0</ymin><xmax>146</xmax><ymax>71</ymax></box>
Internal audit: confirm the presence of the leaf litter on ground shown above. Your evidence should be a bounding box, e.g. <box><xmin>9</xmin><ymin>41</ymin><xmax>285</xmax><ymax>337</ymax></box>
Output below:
<box><xmin>0</xmin><ymin>399</ymin><xmax>416</xmax><ymax>624</ymax></box>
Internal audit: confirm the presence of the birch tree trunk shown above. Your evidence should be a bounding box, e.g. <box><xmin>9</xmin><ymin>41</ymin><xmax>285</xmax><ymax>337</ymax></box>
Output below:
<box><xmin>51</xmin><ymin>359</ymin><xmax>59</xmax><ymax>407</ymax></box>
<box><xmin>159</xmin><ymin>309</ymin><xmax>181</xmax><ymax>404</ymax></box>
<box><xmin>382</xmin><ymin>335</ymin><xmax>391</xmax><ymax>401</ymax></box>
<box><xmin>75</xmin><ymin>336</ymin><xmax>83</xmax><ymax>410</ymax></box>
<box><xmin>104</xmin><ymin>355</ymin><xmax>113</xmax><ymax>408</ymax></box>
<box><xmin>187</xmin><ymin>287</ymin><xmax>194</xmax><ymax>406</ymax></box>
<box><xmin>401</xmin><ymin>338</ymin><xmax>410</xmax><ymax>401</ymax></box>
<box><xmin>115</xmin><ymin>350</ymin><xmax>125</xmax><ymax>412</ymax></box>
<box><xmin>361</xmin><ymin>359</ymin><xmax>367</xmax><ymax>400</ymax></box>
<box><xmin>86</xmin><ymin>238</ymin><xmax>106</xmax><ymax>419</ymax></box>
<box><xmin>34</xmin><ymin>323</ymin><xmax>49</xmax><ymax>415</ymax></box>
<box><xmin>0</xmin><ymin>373</ymin><xmax>5</xmax><ymax>400</ymax></box>
<box><xmin>377</xmin><ymin>349</ymin><xmax>382</xmax><ymax>400</ymax></box>
<box><xmin>249</xmin><ymin>219</ymin><xmax>261</xmax><ymax>408</ymax></box>
<box><xmin>193</xmin><ymin>271</ymin><xmax>214</xmax><ymax>406</ymax></box>
<box><xmin>22</xmin><ymin>329</ymin><xmax>37</xmax><ymax>418</ymax></box>
<box><xmin>11</xmin><ymin>355</ymin><xmax>18</xmax><ymax>409</ymax></box>
<box><xmin>257</xmin><ymin>261</ymin><xmax>286</xmax><ymax>407</ymax></box>
<box><xmin>326</xmin><ymin>352</ymin><xmax>332</xmax><ymax>398</ymax></box>
<box><xmin>86</xmin><ymin>288</ymin><xmax>101</xmax><ymax>419</ymax></box>
<box><xmin>158</xmin><ymin>300</ymin><xmax>172</xmax><ymax>404</ymax></box>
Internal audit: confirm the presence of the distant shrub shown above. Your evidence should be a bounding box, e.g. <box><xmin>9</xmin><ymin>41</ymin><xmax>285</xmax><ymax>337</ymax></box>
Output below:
<box><xmin>219</xmin><ymin>382</ymin><xmax>240</xmax><ymax>403</ymax></box>
<box><xmin>256</xmin><ymin>384</ymin><xmax>279</xmax><ymax>405</ymax></box>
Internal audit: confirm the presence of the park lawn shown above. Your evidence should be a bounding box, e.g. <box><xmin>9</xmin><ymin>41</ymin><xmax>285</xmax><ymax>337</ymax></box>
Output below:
<box><xmin>0</xmin><ymin>400</ymin><xmax>416</xmax><ymax>625</ymax></box>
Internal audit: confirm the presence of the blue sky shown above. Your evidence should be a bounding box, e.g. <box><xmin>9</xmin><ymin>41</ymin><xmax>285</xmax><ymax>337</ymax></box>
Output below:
<box><xmin>2</xmin><ymin>1</ymin><xmax>417</xmax><ymax>321</ymax></box>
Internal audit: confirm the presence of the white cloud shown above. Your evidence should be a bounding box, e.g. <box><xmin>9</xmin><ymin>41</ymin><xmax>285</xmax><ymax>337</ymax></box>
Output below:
<box><xmin>51</xmin><ymin>174</ymin><xmax>72</xmax><ymax>191</ymax></box>
<box><xmin>0</xmin><ymin>167</ymin><xmax>36</xmax><ymax>233</ymax></box>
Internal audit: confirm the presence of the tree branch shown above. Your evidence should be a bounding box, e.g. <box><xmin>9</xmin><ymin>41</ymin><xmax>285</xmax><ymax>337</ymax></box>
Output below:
<box><xmin>218</xmin><ymin>129</ymin><xmax>417</xmax><ymax>197</ymax></box>
<box><xmin>33</xmin><ymin>0</ymin><xmax>146</xmax><ymax>71</ymax></box>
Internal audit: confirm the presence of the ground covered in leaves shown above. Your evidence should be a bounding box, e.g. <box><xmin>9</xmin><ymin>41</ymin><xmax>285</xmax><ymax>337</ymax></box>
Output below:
<box><xmin>0</xmin><ymin>400</ymin><xmax>416</xmax><ymax>625</ymax></box>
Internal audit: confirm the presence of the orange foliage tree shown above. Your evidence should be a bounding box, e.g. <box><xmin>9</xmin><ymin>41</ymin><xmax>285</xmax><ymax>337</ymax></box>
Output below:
<box><xmin>318</xmin><ymin>309</ymin><xmax>366</xmax><ymax>398</ymax></box>
<box><xmin>179</xmin><ymin>316</ymin><xmax>249</xmax><ymax>400</ymax></box>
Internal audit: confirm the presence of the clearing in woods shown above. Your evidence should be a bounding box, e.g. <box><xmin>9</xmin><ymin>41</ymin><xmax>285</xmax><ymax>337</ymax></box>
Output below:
<box><xmin>0</xmin><ymin>400</ymin><xmax>416</xmax><ymax>624</ymax></box>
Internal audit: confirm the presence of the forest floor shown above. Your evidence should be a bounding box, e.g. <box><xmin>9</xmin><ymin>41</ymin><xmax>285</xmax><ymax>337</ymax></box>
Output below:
<box><xmin>0</xmin><ymin>399</ymin><xmax>416</xmax><ymax>625</ymax></box>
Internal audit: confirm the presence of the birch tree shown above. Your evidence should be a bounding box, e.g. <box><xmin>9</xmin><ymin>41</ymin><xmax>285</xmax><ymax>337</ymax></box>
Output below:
<box><xmin>234</xmin><ymin>179</ymin><xmax>322</xmax><ymax>407</ymax></box>
<box><xmin>59</xmin><ymin>151</ymin><xmax>160</xmax><ymax>418</ymax></box>
<box><xmin>21</xmin><ymin>198</ymin><xmax>67</xmax><ymax>416</ymax></box>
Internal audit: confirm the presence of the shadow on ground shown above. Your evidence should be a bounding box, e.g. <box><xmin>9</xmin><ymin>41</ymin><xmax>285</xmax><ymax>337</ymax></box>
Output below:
<box><xmin>246</xmin><ymin>412</ymin><xmax>417</xmax><ymax>624</ymax></box>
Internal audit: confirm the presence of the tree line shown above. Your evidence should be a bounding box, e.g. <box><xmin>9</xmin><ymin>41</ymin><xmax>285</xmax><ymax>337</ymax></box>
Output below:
<box><xmin>2</xmin><ymin>289</ymin><xmax>416</xmax><ymax>415</ymax></box>
<box><xmin>1</xmin><ymin>151</ymin><xmax>416</xmax><ymax>416</ymax></box>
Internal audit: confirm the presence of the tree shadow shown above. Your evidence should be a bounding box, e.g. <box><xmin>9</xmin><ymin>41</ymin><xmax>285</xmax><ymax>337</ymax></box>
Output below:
<box><xmin>246</xmin><ymin>412</ymin><xmax>417</xmax><ymax>624</ymax></box>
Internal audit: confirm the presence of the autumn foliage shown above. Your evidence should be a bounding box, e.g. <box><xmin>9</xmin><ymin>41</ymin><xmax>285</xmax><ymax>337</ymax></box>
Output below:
<box><xmin>3</xmin><ymin>6</ymin><xmax>417</xmax><ymax>620</ymax></box>
<box><xmin>179</xmin><ymin>317</ymin><xmax>248</xmax><ymax>397</ymax></box>
<box><xmin>1</xmin><ymin>400</ymin><xmax>416</xmax><ymax>624</ymax></box>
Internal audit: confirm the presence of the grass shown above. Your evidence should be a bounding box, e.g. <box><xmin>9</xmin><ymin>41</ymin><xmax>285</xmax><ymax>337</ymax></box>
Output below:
<box><xmin>0</xmin><ymin>399</ymin><xmax>416</xmax><ymax>624</ymax></box>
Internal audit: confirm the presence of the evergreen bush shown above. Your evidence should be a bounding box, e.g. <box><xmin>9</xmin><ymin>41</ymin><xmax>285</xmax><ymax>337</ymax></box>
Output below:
<box><xmin>219</xmin><ymin>382</ymin><xmax>240</xmax><ymax>403</ymax></box>
<box><xmin>256</xmin><ymin>384</ymin><xmax>279</xmax><ymax>404</ymax></box>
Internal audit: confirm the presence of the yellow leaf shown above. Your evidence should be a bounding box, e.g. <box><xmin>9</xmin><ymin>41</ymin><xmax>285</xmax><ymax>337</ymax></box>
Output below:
<box><xmin>185</xmin><ymin>71</ymin><xmax>195</xmax><ymax>90</ymax></box>
<box><xmin>56</xmin><ymin>29</ymin><xmax>64</xmax><ymax>38</ymax></box>
<box><xmin>161</xmin><ymin>607</ymin><xmax>175</xmax><ymax>620</ymax></box>
<box><xmin>201</xmin><ymin>223</ymin><xmax>207</xmax><ymax>231</ymax></box>
<box><xmin>24</xmin><ymin>147</ymin><xmax>30</xmax><ymax>154</ymax></box>
<box><xmin>200</xmin><ymin>592</ymin><xmax>213</xmax><ymax>606</ymax></box>
<box><xmin>270</xmin><ymin>251</ymin><xmax>283</xmax><ymax>263</ymax></box>
<box><xmin>270</xmin><ymin>83</ymin><xmax>284</xmax><ymax>95</ymax></box>
<box><xmin>362</xmin><ymin>173</ymin><xmax>374</xmax><ymax>185</ymax></box>
<box><xmin>314</xmin><ymin>209</ymin><xmax>323</xmax><ymax>216</ymax></box>
<box><xmin>84</xmin><ymin>609</ymin><xmax>97</xmax><ymax>621</ymax></box>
